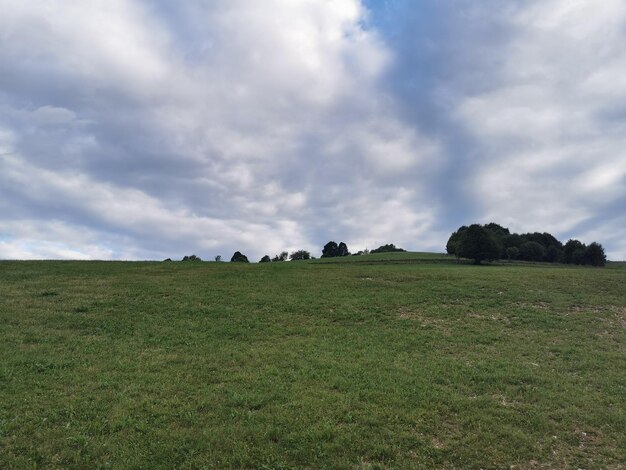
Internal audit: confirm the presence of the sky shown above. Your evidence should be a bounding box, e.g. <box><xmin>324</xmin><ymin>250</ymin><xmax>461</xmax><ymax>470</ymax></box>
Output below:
<box><xmin>1</xmin><ymin>0</ymin><xmax>625</xmax><ymax>261</ymax></box>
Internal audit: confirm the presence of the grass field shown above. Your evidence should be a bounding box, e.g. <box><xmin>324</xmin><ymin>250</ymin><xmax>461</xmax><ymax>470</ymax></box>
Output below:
<box><xmin>1</xmin><ymin>253</ymin><xmax>625</xmax><ymax>469</ymax></box>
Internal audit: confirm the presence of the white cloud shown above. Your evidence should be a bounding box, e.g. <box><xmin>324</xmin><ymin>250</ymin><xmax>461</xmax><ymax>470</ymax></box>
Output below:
<box><xmin>0</xmin><ymin>0</ymin><xmax>445</xmax><ymax>259</ymax></box>
<box><xmin>454</xmin><ymin>0</ymin><xmax>626</xmax><ymax>252</ymax></box>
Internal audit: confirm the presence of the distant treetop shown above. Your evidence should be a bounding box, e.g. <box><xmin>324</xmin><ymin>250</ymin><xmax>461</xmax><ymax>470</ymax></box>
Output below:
<box><xmin>321</xmin><ymin>241</ymin><xmax>350</xmax><ymax>258</ymax></box>
<box><xmin>370</xmin><ymin>244</ymin><xmax>406</xmax><ymax>254</ymax></box>
<box><xmin>230</xmin><ymin>251</ymin><xmax>249</xmax><ymax>263</ymax></box>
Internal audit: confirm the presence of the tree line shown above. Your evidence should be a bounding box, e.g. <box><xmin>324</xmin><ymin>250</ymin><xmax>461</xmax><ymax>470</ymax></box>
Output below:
<box><xmin>172</xmin><ymin>242</ymin><xmax>407</xmax><ymax>264</ymax></box>
<box><xmin>446</xmin><ymin>223</ymin><xmax>606</xmax><ymax>266</ymax></box>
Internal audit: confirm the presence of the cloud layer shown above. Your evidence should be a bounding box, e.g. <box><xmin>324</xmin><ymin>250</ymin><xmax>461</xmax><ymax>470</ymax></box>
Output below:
<box><xmin>1</xmin><ymin>0</ymin><xmax>624</xmax><ymax>260</ymax></box>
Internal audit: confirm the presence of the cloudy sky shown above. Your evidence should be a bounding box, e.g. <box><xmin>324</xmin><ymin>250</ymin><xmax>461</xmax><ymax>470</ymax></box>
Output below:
<box><xmin>1</xmin><ymin>0</ymin><xmax>625</xmax><ymax>261</ymax></box>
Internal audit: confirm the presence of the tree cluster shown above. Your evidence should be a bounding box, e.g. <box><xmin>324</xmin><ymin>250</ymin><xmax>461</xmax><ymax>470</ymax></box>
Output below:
<box><xmin>446</xmin><ymin>223</ymin><xmax>606</xmax><ymax>266</ymax></box>
<box><xmin>370</xmin><ymin>244</ymin><xmax>406</xmax><ymax>254</ymax></box>
<box><xmin>321</xmin><ymin>241</ymin><xmax>350</xmax><ymax>258</ymax></box>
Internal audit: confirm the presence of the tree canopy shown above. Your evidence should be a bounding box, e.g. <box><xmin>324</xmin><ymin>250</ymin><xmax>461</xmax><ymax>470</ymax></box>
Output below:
<box><xmin>447</xmin><ymin>223</ymin><xmax>607</xmax><ymax>266</ymax></box>
<box><xmin>456</xmin><ymin>224</ymin><xmax>501</xmax><ymax>264</ymax></box>
<box><xmin>230</xmin><ymin>251</ymin><xmax>249</xmax><ymax>263</ymax></box>
<box><xmin>321</xmin><ymin>241</ymin><xmax>350</xmax><ymax>258</ymax></box>
<box><xmin>370</xmin><ymin>243</ymin><xmax>406</xmax><ymax>254</ymax></box>
<box><xmin>289</xmin><ymin>250</ymin><xmax>310</xmax><ymax>261</ymax></box>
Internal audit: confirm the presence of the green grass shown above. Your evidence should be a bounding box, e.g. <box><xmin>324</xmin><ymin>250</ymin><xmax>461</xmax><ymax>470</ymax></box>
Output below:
<box><xmin>1</xmin><ymin>254</ymin><xmax>624</xmax><ymax>469</ymax></box>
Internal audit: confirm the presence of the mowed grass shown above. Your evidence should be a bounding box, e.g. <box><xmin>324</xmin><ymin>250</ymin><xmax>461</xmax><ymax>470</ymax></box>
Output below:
<box><xmin>0</xmin><ymin>254</ymin><xmax>624</xmax><ymax>469</ymax></box>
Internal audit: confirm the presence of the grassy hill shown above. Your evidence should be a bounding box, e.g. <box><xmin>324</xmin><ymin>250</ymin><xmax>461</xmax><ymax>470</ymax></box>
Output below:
<box><xmin>1</xmin><ymin>253</ymin><xmax>624</xmax><ymax>468</ymax></box>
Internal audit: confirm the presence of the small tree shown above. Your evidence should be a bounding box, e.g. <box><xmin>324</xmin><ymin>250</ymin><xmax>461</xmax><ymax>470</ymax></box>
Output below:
<box><xmin>230</xmin><ymin>251</ymin><xmax>249</xmax><ymax>263</ymax></box>
<box><xmin>272</xmin><ymin>251</ymin><xmax>288</xmax><ymax>262</ymax></box>
<box><xmin>182</xmin><ymin>254</ymin><xmax>202</xmax><ymax>262</ymax></box>
<box><xmin>290</xmin><ymin>250</ymin><xmax>310</xmax><ymax>261</ymax></box>
<box><xmin>214</xmin><ymin>255</ymin><xmax>222</xmax><ymax>262</ymax></box>
<box><xmin>456</xmin><ymin>224</ymin><xmax>500</xmax><ymax>264</ymax></box>
<box><xmin>259</xmin><ymin>255</ymin><xmax>271</xmax><ymax>263</ymax></box>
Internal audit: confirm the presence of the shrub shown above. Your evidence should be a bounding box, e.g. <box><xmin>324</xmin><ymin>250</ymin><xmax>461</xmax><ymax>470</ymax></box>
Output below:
<box><xmin>182</xmin><ymin>255</ymin><xmax>202</xmax><ymax>262</ymax></box>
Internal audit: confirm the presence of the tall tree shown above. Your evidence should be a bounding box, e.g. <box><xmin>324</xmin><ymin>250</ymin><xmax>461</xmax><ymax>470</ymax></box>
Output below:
<box><xmin>457</xmin><ymin>224</ymin><xmax>500</xmax><ymax>264</ymax></box>
<box><xmin>322</xmin><ymin>241</ymin><xmax>338</xmax><ymax>258</ymax></box>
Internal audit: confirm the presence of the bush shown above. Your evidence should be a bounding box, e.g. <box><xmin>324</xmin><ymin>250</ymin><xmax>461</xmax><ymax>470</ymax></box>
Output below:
<box><xmin>182</xmin><ymin>255</ymin><xmax>202</xmax><ymax>262</ymax></box>
<box><xmin>259</xmin><ymin>255</ymin><xmax>271</xmax><ymax>263</ymax></box>
<box><xmin>230</xmin><ymin>251</ymin><xmax>249</xmax><ymax>263</ymax></box>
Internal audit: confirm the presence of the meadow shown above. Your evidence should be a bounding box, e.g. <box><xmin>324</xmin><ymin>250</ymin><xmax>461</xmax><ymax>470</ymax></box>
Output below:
<box><xmin>1</xmin><ymin>253</ymin><xmax>624</xmax><ymax>469</ymax></box>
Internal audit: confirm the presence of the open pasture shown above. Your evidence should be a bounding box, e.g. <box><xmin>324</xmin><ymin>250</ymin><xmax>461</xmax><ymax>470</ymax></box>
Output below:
<box><xmin>1</xmin><ymin>254</ymin><xmax>624</xmax><ymax>468</ymax></box>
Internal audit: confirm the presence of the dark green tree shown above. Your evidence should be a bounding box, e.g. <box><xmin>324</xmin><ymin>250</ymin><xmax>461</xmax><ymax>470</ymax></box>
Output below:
<box><xmin>337</xmin><ymin>242</ymin><xmax>350</xmax><ymax>257</ymax></box>
<box><xmin>289</xmin><ymin>250</ymin><xmax>310</xmax><ymax>261</ymax></box>
<box><xmin>502</xmin><ymin>233</ymin><xmax>524</xmax><ymax>249</ymax></box>
<box><xmin>584</xmin><ymin>242</ymin><xmax>606</xmax><ymax>266</ymax></box>
<box><xmin>259</xmin><ymin>255</ymin><xmax>271</xmax><ymax>263</ymax></box>
<box><xmin>446</xmin><ymin>226</ymin><xmax>468</xmax><ymax>258</ymax></box>
<box><xmin>456</xmin><ymin>224</ymin><xmax>501</xmax><ymax>264</ymax></box>
<box><xmin>321</xmin><ymin>241</ymin><xmax>338</xmax><ymax>258</ymax></box>
<box><xmin>519</xmin><ymin>241</ymin><xmax>546</xmax><ymax>261</ymax></box>
<box><xmin>563</xmin><ymin>239</ymin><xmax>586</xmax><ymax>264</ymax></box>
<box><xmin>545</xmin><ymin>245</ymin><xmax>562</xmax><ymax>263</ymax></box>
<box><xmin>371</xmin><ymin>243</ymin><xmax>406</xmax><ymax>254</ymax></box>
<box><xmin>271</xmin><ymin>251</ymin><xmax>288</xmax><ymax>262</ymax></box>
<box><xmin>230</xmin><ymin>251</ymin><xmax>249</xmax><ymax>263</ymax></box>
<box><xmin>484</xmin><ymin>222</ymin><xmax>510</xmax><ymax>239</ymax></box>
<box><xmin>505</xmin><ymin>246</ymin><xmax>519</xmax><ymax>260</ymax></box>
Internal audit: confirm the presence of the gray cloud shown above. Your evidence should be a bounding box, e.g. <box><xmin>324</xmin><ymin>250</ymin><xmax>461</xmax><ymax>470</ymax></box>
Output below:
<box><xmin>0</xmin><ymin>0</ymin><xmax>624</xmax><ymax>261</ymax></box>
